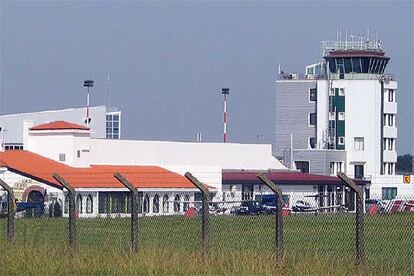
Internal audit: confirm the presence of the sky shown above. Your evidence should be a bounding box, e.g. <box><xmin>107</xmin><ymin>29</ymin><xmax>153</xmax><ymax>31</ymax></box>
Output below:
<box><xmin>1</xmin><ymin>1</ymin><xmax>413</xmax><ymax>154</ymax></box>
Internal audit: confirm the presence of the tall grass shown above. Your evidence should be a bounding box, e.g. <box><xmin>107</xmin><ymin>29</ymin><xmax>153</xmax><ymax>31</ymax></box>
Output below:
<box><xmin>0</xmin><ymin>213</ymin><xmax>413</xmax><ymax>274</ymax></box>
<box><xmin>0</xmin><ymin>243</ymin><xmax>405</xmax><ymax>275</ymax></box>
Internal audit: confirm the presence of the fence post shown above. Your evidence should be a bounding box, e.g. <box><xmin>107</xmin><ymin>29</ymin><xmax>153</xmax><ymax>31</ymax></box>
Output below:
<box><xmin>257</xmin><ymin>173</ymin><xmax>284</xmax><ymax>263</ymax></box>
<box><xmin>114</xmin><ymin>172</ymin><xmax>139</xmax><ymax>253</ymax></box>
<box><xmin>337</xmin><ymin>172</ymin><xmax>365</xmax><ymax>266</ymax></box>
<box><xmin>185</xmin><ymin>172</ymin><xmax>209</xmax><ymax>254</ymax></box>
<box><xmin>53</xmin><ymin>174</ymin><xmax>77</xmax><ymax>250</ymax></box>
<box><xmin>0</xmin><ymin>179</ymin><xmax>15</xmax><ymax>242</ymax></box>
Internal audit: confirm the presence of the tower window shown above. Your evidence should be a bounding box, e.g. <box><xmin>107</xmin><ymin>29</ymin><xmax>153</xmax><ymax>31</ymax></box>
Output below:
<box><xmin>309</xmin><ymin>88</ymin><xmax>317</xmax><ymax>101</ymax></box>
<box><xmin>309</xmin><ymin>113</ymin><xmax>317</xmax><ymax>126</ymax></box>
<box><xmin>338</xmin><ymin>136</ymin><xmax>345</xmax><ymax>145</ymax></box>
<box><xmin>309</xmin><ymin>137</ymin><xmax>316</xmax><ymax>149</ymax></box>
<box><xmin>338</xmin><ymin>88</ymin><xmax>345</xmax><ymax>96</ymax></box>
<box><xmin>388</xmin><ymin>89</ymin><xmax>395</xmax><ymax>102</ymax></box>
<box><xmin>338</xmin><ymin>112</ymin><xmax>345</xmax><ymax>120</ymax></box>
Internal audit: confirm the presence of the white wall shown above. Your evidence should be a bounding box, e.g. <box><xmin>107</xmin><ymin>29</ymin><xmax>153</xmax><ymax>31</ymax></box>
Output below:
<box><xmin>27</xmin><ymin>130</ymin><xmax>91</xmax><ymax>167</ymax></box>
<box><xmin>89</xmin><ymin>139</ymin><xmax>285</xmax><ymax>171</ymax></box>
<box><xmin>0</xmin><ymin>105</ymin><xmax>108</xmax><ymax>144</ymax></box>
<box><xmin>369</xmin><ymin>174</ymin><xmax>414</xmax><ymax>198</ymax></box>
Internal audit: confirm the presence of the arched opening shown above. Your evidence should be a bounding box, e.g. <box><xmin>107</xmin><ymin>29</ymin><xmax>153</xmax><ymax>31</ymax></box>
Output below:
<box><xmin>64</xmin><ymin>195</ymin><xmax>69</xmax><ymax>214</ymax></box>
<box><xmin>183</xmin><ymin>194</ymin><xmax>190</xmax><ymax>212</ymax></box>
<box><xmin>174</xmin><ymin>194</ymin><xmax>181</xmax><ymax>213</ymax></box>
<box><xmin>143</xmin><ymin>194</ymin><xmax>150</xmax><ymax>213</ymax></box>
<box><xmin>86</xmin><ymin>194</ymin><xmax>93</xmax><ymax>214</ymax></box>
<box><xmin>163</xmin><ymin>194</ymin><xmax>169</xmax><ymax>213</ymax></box>
<box><xmin>153</xmin><ymin>194</ymin><xmax>159</xmax><ymax>214</ymax></box>
<box><xmin>27</xmin><ymin>190</ymin><xmax>44</xmax><ymax>217</ymax></box>
<box><xmin>76</xmin><ymin>194</ymin><xmax>83</xmax><ymax>214</ymax></box>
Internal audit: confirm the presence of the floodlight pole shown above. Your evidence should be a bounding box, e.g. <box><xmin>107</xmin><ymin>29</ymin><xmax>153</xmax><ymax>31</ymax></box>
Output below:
<box><xmin>222</xmin><ymin>88</ymin><xmax>230</xmax><ymax>143</ymax></box>
<box><xmin>84</xmin><ymin>79</ymin><xmax>94</xmax><ymax>127</ymax></box>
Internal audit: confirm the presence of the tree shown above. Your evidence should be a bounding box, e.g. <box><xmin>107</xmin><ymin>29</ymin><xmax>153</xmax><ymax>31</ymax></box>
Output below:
<box><xmin>396</xmin><ymin>154</ymin><xmax>413</xmax><ymax>173</ymax></box>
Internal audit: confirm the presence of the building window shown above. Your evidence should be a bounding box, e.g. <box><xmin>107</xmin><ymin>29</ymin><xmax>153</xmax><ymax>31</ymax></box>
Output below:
<box><xmin>338</xmin><ymin>88</ymin><xmax>345</xmax><ymax>96</ymax></box>
<box><xmin>153</xmin><ymin>194</ymin><xmax>160</xmax><ymax>214</ymax></box>
<box><xmin>330</xmin><ymin>162</ymin><xmax>343</xmax><ymax>175</ymax></box>
<box><xmin>162</xmin><ymin>194</ymin><xmax>169</xmax><ymax>213</ymax></box>
<box><xmin>338</xmin><ymin>112</ymin><xmax>345</xmax><ymax>120</ymax></box>
<box><xmin>329</xmin><ymin>112</ymin><xmax>336</xmax><ymax>120</ymax></box>
<box><xmin>388</xmin><ymin>89</ymin><xmax>395</xmax><ymax>102</ymax></box>
<box><xmin>383</xmin><ymin>114</ymin><xmax>387</xmax><ymax>126</ymax></box>
<box><xmin>59</xmin><ymin>153</ymin><xmax>66</xmax><ymax>162</ymax></box>
<box><xmin>295</xmin><ymin>161</ymin><xmax>309</xmax><ymax>173</ymax></box>
<box><xmin>382</xmin><ymin>187</ymin><xmax>397</xmax><ymax>200</ymax></box>
<box><xmin>183</xmin><ymin>194</ymin><xmax>190</xmax><ymax>212</ymax></box>
<box><xmin>77</xmin><ymin>150</ymin><xmax>81</xmax><ymax>158</ymax></box>
<box><xmin>86</xmin><ymin>194</ymin><xmax>93</xmax><ymax>214</ymax></box>
<box><xmin>143</xmin><ymin>195</ymin><xmax>150</xmax><ymax>213</ymax></box>
<box><xmin>388</xmin><ymin>114</ymin><xmax>395</xmax><ymax>126</ymax></box>
<box><xmin>64</xmin><ymin>195</ymin><xmax>69</xmax><ymax>214</ymax></box>
<box><xmin>354</xmin><ymin>137</ymin><xmax>364</xmax><ymax>150</ymax></box>
<box><xmin>309</xmin><ymin>137</ymin><xmax>316</xmax><ymax>149</ymax></box>
<box><xmin>174</xmin><ymin>195</ymin><xmax>181</xmax><ymax>213</ymax></box>
<box><xmin>338</xmin><ymin>136</ymin><xmax>345</xmax><ymax>145</ymax></box>
<box><xmin>385</xmin><ymin>163</ymin><xmax>395</xmax><ymax>175</ymax></box>
<box><xmin>106</xmin><ymin>112</ymin><xmax>121</xmax><ymax>139</ymax></box>
<box><xmin>76</xmin><ymin>194</ymin><xmax>83</xmax><ymax>214</ymax></box>
<box><xmin>329</xmin><ymin>88</ymin><xmax>335</xmax><ymax>96</ymax></box>
<box><xmin>309</xmin><ymin>113</ymin><xmax>317</xmax><ymax>126</ymax></box>
<box><xmin>354</xmin><ymin>165</ymin><xmax>364</xmax><ymax>179</ymax></box>
<box><xmin>387</xmin><ymin>138</ymin><xmax>394</xmax><ymax>151</ymax></box>
<box><xmin>309</xmin><ymin>88</ymin><xmax>317</xmax><ymax>101</ymax></box>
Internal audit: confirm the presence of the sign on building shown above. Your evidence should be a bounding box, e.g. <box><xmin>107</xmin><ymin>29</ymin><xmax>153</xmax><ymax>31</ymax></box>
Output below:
<box><xmin>403</xmin><ymin>175</ymin><xmax>411</xmax><ymax>184</ymax></box>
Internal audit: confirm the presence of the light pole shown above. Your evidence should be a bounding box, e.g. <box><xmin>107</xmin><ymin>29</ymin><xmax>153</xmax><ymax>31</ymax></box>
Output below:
<box><xmin>84</xmin><ymin>79</ymin><xmax>94</xmax><ymax>127</ymax></box>
<box><xmin>221</xmin><ymin>88</ymin><xmax>230</xmax><ymax>143</ymax></box>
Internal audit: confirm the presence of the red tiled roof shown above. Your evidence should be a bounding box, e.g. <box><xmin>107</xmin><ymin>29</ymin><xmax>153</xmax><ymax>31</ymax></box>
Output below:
<box><xmin>30</xmin><ymin>121</ymin><xmax>89</xmax><ymax>131</ymax></box>
<box><xmin>223</xmin><ymin>170</ymin><xmax>368</xmax><ymax>186</ymax></box>
<box><xmin>0</xmin><ymin>151</ymin><xmax>195</xmax><ymax>189</ymax></box>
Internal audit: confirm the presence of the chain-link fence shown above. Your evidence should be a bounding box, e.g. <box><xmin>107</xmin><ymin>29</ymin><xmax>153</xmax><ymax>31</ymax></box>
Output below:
<box><xmin>1</xmin><ymin>171</ymin><xmax>413</xmax><ymax>272</ymax></box>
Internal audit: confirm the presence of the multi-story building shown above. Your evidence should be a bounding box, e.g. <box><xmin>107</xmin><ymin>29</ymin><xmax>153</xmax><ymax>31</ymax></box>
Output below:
<box><xmin>275</xmin><ymin>36</ymin><xmax>411</xmax><ymax>198</ymax></box>
<box><xmin>0</xmin><ymin>105</ymin><xmax>122</xmax><ymax>149</ymax></box>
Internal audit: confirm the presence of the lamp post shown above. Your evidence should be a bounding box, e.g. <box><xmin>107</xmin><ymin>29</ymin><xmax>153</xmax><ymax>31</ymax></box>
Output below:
<box><xmin>84</xmin><ymin>79</ymin><xmax>94</xmax><ymax>127</ymax></box>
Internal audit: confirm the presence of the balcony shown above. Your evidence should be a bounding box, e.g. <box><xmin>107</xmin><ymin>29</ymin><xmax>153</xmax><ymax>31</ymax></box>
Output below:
<box><xmin>383</xmin><ymin>126</ymin><xmax>397</xmax><ymax>138</ymax></box>
<box><xmin>384</xmin><ymin>102</ymin><xmax>397</xmax><ymax>114</ymax></box>
<box><xmin>383</xmin><ymin>151</ymin><xmax>397</xmax><ymax>163</ymax></box>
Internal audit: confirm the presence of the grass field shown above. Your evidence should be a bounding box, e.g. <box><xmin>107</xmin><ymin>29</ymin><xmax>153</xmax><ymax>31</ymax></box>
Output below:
<box><xmin>0</xmin><ymin>213</ymin><xmax>413</xmax><ymax>274</ymax></box>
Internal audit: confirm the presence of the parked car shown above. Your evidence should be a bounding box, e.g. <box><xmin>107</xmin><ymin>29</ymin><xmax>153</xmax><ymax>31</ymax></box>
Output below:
<box><xmin>292</xmin><ymin>200</ymin><xmax>313</xmax><ymax>212</ymax></box>
<box><xmin>234</xmin><ymin>201</ymin><xmax>264</xmax><ymax>215</ymax></box>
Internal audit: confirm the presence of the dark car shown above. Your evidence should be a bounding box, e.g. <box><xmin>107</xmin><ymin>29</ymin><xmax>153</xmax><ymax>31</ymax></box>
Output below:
<box><xmin>235</xmin><ymin>201</ymin><xmax>263</xmax><ymax>215</ymax></box>
<box><xmin>292</xmin><ymin>200</ymin><xmax>313</xmax><ymax>212</ymax></box>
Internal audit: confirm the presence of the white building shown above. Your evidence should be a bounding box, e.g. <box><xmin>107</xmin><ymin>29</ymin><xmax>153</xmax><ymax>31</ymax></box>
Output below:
<box><xmin>0</xmin><ymin>120</ymin><xmax>292</xmax><ymax>218</ymax></box>
<box><xmin>0</xmin><ymin>105</ymin><xmax>122</xmax><ymax>150</ymax></box>
<box><xmin>275</xmin><ymin>36</ymin><xmax>413</xmax><ymax>199</ymax></box>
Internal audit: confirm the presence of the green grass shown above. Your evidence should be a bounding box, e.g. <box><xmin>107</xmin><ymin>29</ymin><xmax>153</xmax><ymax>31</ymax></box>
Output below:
<box><xmin>0</xmin><ymin>213</ymin><xmax>413</xmax><ymax>275</ymax></box>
